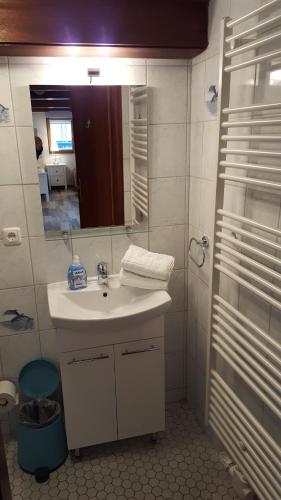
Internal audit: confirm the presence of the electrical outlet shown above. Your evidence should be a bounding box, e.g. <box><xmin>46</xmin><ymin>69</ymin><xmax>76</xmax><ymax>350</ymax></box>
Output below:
<box><xmin>2</xmin><ymin>227</ymin><xmax>22</xmax><ymax>246</ymax></box>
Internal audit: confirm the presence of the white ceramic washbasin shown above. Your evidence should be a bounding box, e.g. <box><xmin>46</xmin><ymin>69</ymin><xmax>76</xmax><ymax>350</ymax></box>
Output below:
<box><xmin>48</xmin><ymin>275</ymin><xmax>171</xmax><ymax>329</ymax></box>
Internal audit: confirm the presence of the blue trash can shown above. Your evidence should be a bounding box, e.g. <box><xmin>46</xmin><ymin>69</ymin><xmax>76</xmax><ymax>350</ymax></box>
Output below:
<box><xmin>17</xmin><ymin>360</ymin><xmax>68</xmax><ymax>481</ymax></box>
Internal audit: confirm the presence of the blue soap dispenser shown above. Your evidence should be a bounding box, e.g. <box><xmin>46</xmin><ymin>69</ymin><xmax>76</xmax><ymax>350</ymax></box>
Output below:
<box><xmin>67</xmin><ymin>255</ymin><xmax>87</xmax><ymax>290</ymax></box>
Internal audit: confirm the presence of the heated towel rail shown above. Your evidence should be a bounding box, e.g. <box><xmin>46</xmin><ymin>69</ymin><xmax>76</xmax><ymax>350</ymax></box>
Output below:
<box><xmin>129</xmin><ymin>86</ymin><xmax>148</xmax><ymax>224</ymax></box>
<box><xmin>206</xmin><ymin>2</ymin><xmax>281</xmax><ymax>499</ymax></box>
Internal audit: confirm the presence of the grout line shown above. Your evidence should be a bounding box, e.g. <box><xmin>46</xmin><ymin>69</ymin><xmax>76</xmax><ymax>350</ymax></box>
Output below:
<box><xmin>0</xmin><ymin>182</ymin><xmax>39</xmax><ymax>187</ymax></box>
<box><xmin>6</xmin><ymin>61</ymin><xmax>43</xmax><ymax>331</ymax></box>
<box><xmin>147</xmin><ymin>122</ymin><xmax>188</xmax><ymax>126</ymax></box>
<box><xmin>148</xmin><ymin>121</ymin><xmax>187</xmax><ymax>126</ymax></box>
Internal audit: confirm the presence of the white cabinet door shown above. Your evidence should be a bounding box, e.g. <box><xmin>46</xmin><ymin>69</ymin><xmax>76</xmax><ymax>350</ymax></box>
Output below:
<box><xmin>60</xmin><ymin>346</ymin><xmax>117</xmax><ymax>450</ymax></box>
<box><xmin>115</xmin><ymin>337</ymin><xmax>165</xmax><ymax>440</ymax></box>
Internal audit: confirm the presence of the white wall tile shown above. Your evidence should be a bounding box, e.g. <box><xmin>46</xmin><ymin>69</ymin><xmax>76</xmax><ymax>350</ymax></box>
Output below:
<box><xmin>0</xmin><ymin>62</ymin><xmax>14</xmax><ymax>126</ymax></box>
<box><xmin>219</xmin><ymin>273</ymin><xmax>240</xmax><ymax>310</ymax></box>
<box><xmin>204</xmin><ymin>55</ymin><xmax>219</xmax><ymax>121</ymax></box>
<box><xmin>122</xmin><ymin>124</ymin><xmax>130</xmax><ymax>160</ymax></box>
<box><xmin>239</xmin><ymin>287</ymin><xmax>271</xmax><ymax>335</ymax></box>
<box><xmin>0</xmin><ymin>127</ymin><xmax>21</xmax><ymax>184</ymax></box>
<box><xmin>111</xmin><ymin>231</ymin><xmax>148</xmax><ymax>274</ymax></box>
<box><xmin>123</xmin><ymin>159</ymin><xmax>131</xmax><ymax>191</ymax></box>
<box><xmin>9</xmin><ymin>60</ymin><xmax>146</xmax><ymax>126</ymax></box>
<box><xmin>124</xmin><ymin>192</ymin><xmax>132</xmax><ymax>226</ymax></box>
<box><xmin>202</xmin><ymin>120</ymin><xmax>218</xmax><ymax>180</ymax></box>
<box><xmin>72</xmin><ymin>235</ymin><xmax>112</xmax><ymax>278</ymax></box>
<box><xmin>35</xmin><ymin>284</ymin><xmax>54</xmax><ymax>331</ymax></box>
<box><xmin>0</xmin><ymin>238</ymin><xmax>33</xmax><ymax>289</ymax></box>
<box><xmin>165</xmin><ymin>311</ymin><xmax>184</xmax><ymax>353</ymax></box>
<box><xmin>147</xmin><ymin>59</ymin><xmax>188</xmax><ymax>66</ymax></box>
<box><xmin>46</xmin><ymin>238</ymin><xmax>73</xmax><ymax>283</ymax></box>
<box><xmin>199</xmin><ymin>179</ymin><xmax>216</xmax><ymax>237</ymax></box>
<box><xmin>40</xmin><ymin>329</ymin><xmax>59</xmax><ymax>367</ymax></box>
<box><xmin>190</xmin><ymin>123</ymin><xmax>203</xmax><ymax>178</ymax></box>
<box><xmin>23</xmin><ymin>184</ymin><xmax>44</xmax><ymax>236</ymax></box>
<box><xmin>147</xmin><ymin>66</ymin><xmax>187</xmax><ymax>124</ymax></box>
<box><xmin>190</xmin><ymin>62</ymin><xmax>205</xmax><ymax>123</ymax></box>
<box><xmin>16</xmin><ymin>126</ymin><xmax>38</xmax><ymax>184</ymax></box>
<box><xmin>187</xmin><ymin>269</ymin><xmax>209</xmax><ymax>332</ymax></box>
<box><xmin>0</xmin><ymin>185</ymin><xmax>28</xmax><ymax>236</ymax></box>
<box><xmin>165</xmin><ymin>351</ymin><xmax>184</xmax><ymax>390</ymax></box>
<box><xmin>9</xmin><ymin>62</ymin><xmax>33</xmax><ymax>127</ymax></box>
<box><xmin>148</xmin><ymin>124</ymin><xmax>186</xmax><ymax>178</ymax></box>
<box><xmin>185</xmin><ymin>177</ymin><xmax>189</xmax><ymax>226</ymax></box>
<box><xmin>0</xmin><ymin>286</ymin><xmax>37</xmax><ymax>336</ymax></box>
<box><xmin>230</xmin><ymin>0</ymin><xmax>261</xmax><ymax>27</ymax></box>
<box><xmin>0</xmin><ymin>331</ymin><xmax>41</xmax><ymax>381</ymax></box>
<box><xmin>168</xmin><ymin>269</ymin><xmax>185</xmax><ymax>312</ymax></box>
<box><xmin>189</xmin><ymin>177</ymin><xmax>201</xmax><ymax>229</ymax></box>
<box><xmin>245</xmin><ymin>188</ymin><xmax>281</xmax><ymax>230</ymax></box>
<box><xmin>149</xmin><ymin>177</ymin><xmax>185</xmax><ymax>227</ymax></box>
<box><xmin>223</xmin><ymin>183</ymin><xmax>246</xmax><ymax>216</ymax></box>
<box><xmin>29</xmin><ymin>236</ymin><xmax>47</xmax><ymax>284</ymax></box>
<box><xmin>121</xmin><ymin>86</ymin><xmax>129</xmax><ymax>125</ymax></box>
<box><xmin>149</xmin><ymin>225</ymin><xmax>185</xmax><ymax>270</ymax></box>
<box><xmin>208</xmin><ymin>0</ymin><xmax>231</xmax><ymax>58</ymax></box>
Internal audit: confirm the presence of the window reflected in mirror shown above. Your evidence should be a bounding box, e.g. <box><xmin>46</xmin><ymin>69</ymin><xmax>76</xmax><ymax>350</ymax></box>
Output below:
<box><xmin>47</xmin><ymin>117</ymin><xmax>74</xmax><ymax>154</ymax></box>
<box><xmin>30</xmin><ymin>84</ymin><xmax>148</xmax><ymax>234</ymax></box>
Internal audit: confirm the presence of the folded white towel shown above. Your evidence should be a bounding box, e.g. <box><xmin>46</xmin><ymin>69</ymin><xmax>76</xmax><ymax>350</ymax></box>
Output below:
<box><xmin>121</xmin><ymin>245</ymin><xmax>175</xmax><ymax>281</ymax></box>
<box><xmin>119</xmin><ymin>269</ymin><xmax>168</xmax><ymax>290</ymax></box>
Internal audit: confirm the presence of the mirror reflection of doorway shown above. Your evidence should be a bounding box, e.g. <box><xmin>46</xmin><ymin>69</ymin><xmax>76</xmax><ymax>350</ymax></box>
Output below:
<box><xmin>30</xmin><ymin>85</ymin><xmax>124</xmax><ymax>231</ymax></box>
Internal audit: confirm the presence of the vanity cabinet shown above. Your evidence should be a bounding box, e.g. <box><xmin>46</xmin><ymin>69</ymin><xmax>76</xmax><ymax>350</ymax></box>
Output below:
<box><xmin>60</xmin><ymin>346</ymin><xmax>117</xmax><ymax>450</ymax></box>
<box><xmin>115</xmin><ymin>338</ymin><xmax>165</xmax><ymax>440</ymax></box>
<box><xmin>58</xmin><ymin>317</ymin><xmax>165</xmax><ymax>451</ymax></box>
<box><xmin>47</xmin><ymin>164</ymin><xmax>67</xmax><ymax>190</ymax></box>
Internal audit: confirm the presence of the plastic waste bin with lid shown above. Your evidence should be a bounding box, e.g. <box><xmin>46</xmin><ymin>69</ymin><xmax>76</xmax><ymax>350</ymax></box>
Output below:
<box><xmin>17</xmin><ymin>360</ymin><xmax>68</xmax><ymax>482</ymax></box>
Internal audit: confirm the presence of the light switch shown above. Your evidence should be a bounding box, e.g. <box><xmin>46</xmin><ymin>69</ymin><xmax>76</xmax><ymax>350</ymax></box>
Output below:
<box><xmin>2</xmin><ymin>227</ymin><xmax>22</xmax><ymax>246</ymax></box>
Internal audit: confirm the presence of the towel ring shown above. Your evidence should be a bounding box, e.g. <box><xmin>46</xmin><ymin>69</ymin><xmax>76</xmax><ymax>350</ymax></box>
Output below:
<box><xmin>189</xmin><ymin>235</ymin><xmax>209</xmax><ymax>268</ymax></box>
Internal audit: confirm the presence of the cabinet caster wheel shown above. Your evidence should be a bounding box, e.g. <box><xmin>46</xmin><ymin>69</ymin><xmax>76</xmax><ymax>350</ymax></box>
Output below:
<box><xmin>150</xmin><ymin>433</ymin><xmax>158</xmax><ymax>444</ymax></box>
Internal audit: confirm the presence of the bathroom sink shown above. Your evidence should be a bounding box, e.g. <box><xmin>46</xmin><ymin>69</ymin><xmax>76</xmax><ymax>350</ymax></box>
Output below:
<box><xmin>47</xmin><ymin>275</ymin><xmax>171</xmax><ymax>329</ymax></box>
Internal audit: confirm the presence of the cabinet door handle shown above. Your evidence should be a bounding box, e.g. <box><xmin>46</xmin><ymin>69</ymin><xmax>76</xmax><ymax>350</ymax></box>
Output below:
<box><xmin>122</xmin><ymin>346</ymin><xmax>160</xmax><ymax>356</ymax></box>
<box><xmin>67</xmin><ymin>354</ymin><xmax>109</xmax><ymax>365</ymax></box>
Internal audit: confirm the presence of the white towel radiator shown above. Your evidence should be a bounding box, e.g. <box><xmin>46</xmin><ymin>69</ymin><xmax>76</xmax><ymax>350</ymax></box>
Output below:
<box><xmin>206</xmin><ymin>2</ymin><xmax>281</xmax><ymax>499</ymax></box>
<box><xmin>129</xmin><ymin>86</ymin><xmax>148</xmax><ymax>224</ymax></box>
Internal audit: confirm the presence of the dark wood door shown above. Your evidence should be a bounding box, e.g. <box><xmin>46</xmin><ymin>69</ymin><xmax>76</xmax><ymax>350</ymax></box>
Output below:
<box><xmin>71</xmin><ymin>86</ymin><xmax>124</xmax><ymax>228</ymax></box>
<box><xmin>0</xmin><ymin>426</ymin><xmax>12</xmax><ymax>500</ymax></box>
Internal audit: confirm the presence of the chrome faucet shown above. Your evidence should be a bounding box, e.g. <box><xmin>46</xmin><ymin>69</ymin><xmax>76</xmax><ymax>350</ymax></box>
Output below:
<box><xmin>97</xmin><ymin>261</ymin><xmax>108</xmax><ymax>286</ymax></box>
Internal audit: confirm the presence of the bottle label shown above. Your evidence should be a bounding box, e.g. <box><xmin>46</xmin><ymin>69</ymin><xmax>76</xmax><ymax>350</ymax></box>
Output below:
<box><xmin>72</xmin><ymin>269</ymin><xmax>86</xmax><ymax>289</ymax></box>
<box><xmin>73</xmin><ymin>269</ymin><xmax>84</xmax><ymax>277</ymax></box>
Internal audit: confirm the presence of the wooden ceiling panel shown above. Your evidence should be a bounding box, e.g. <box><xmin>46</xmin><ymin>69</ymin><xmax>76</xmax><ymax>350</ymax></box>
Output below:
<box><xmin>0</xmin><ymin>0</ymin><xmax>209</xmax><ymax>58</ymax></box>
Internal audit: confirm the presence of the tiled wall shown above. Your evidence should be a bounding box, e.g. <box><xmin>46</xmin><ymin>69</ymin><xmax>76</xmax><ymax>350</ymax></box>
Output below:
<box><xmin>0</xmin><ymin>57</ymin><xmax>190</xmax><ymax>434</ymax></box>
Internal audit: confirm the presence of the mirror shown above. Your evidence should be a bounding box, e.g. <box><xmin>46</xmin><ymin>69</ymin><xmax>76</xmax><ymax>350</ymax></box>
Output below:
<box><xmin>29</xmin><ymin>84</ymin><xmax>148</xmax><ymax>234</ymax></box>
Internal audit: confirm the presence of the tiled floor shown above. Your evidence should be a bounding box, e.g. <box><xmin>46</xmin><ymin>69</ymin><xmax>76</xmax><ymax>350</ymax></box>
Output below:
<box><xmin>5</xmin><ymin>402</ymin><xmax>238</xmax><ymax>500</ymax></box>
<box><xmin>42</xmin><ymin>187</ymin><xmax>80</xmax><ymax>231</ymax></box>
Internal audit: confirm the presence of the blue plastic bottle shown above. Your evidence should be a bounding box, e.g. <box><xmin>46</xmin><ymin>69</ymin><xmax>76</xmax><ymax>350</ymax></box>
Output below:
<box><xmin>67</xmin><ymin>255</ymin><xmax>87</xmax><ymax>290</ymax></box>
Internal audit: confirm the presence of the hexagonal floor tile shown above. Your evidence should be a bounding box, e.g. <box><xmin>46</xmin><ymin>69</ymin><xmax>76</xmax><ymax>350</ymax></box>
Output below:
<box><xmin>4</xmin><ymin>402</ymin><xmax>239</xmax><ymax>500</ymax></box>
